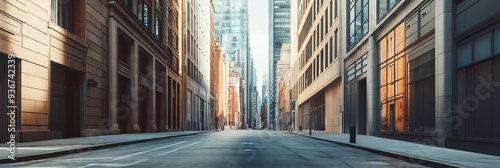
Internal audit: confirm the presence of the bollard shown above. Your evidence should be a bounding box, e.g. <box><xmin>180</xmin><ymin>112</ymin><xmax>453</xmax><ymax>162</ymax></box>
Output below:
<box><xmin>350</xmin><ymin>124</ymin><xmax>356</xmax><ymax>143</ymax></box>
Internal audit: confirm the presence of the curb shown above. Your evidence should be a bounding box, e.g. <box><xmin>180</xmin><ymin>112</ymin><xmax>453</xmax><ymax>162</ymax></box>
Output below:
<box><xmin>286</xmin><ymin>132</ymin><xmax>469</xmax><ymax>168</ymax></box>
<box><xmin>0</xmin><ymin>132</ymin><xmax>207</xmax><ymax>164</ymax></box>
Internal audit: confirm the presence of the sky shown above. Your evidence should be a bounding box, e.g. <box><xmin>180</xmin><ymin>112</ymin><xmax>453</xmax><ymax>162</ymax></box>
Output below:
<box><xmin>248</xmin><ymin>0</ymin><xmax>269</xmax><ymax>97</ymax></box>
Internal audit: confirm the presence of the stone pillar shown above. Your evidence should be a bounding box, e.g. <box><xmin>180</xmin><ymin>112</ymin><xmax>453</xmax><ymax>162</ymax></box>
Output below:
<box><xmin>108</xmin><ymin>16</ymin><xmax>120</xmax><ymax>134</ymax></box>
<box><xmin>132</xmin><ymin>42</ymin><xmax>141</xmax><ymax>133</ymax></box>
<box><xmin>435</xmin><ymin>0</ymin><xmax>453</xmax><ymax>147</ymax></box>
<box><xmin>366</xmin><ymin>36</ymin><xmax>378</xmax><ymax>136</ymax></box>
<box><xmin>151</xmin><ymin>59</ymin><xmax>158</xmax><ymax>132</ymax></box>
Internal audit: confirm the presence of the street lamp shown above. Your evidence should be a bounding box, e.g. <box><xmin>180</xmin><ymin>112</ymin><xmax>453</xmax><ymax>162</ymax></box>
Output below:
<box><xmin>309</xmin><ymin>108</ymin><xmax>312</xmax><ymax>136</ymax></box>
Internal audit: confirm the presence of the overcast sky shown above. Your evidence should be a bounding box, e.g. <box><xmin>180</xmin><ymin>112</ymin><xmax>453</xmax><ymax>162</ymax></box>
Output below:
<box><xmin>248</xmin><ymin>0</ymin><xmax>269</xmax><ymax>98</ymax></box>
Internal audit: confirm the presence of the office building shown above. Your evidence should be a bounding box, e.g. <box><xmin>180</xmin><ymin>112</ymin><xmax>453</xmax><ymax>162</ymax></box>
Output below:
<box><xmin>269</xmin><ymin>0</ymin><xmax>291</xmax><ymax>130</ymax></box>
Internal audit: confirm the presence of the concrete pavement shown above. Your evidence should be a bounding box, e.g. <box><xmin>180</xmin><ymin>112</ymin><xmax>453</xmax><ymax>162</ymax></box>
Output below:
<box><xmin>289</xmin><ymin>131</ymin><xmax>500</xmax><ymax>168</ymax></box>
<box><xmin>2</xmin><ymin>130</ymin><xmax>428</xmax><ymax>168</ymax></box>
<box><xmin>0</xmin><ymin>131</ymin><xmax>205</xmax><ymax>164</ymax></box>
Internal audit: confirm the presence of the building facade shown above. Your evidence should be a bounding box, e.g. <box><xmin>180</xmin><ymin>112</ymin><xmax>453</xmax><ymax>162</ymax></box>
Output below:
<box><xmin>295</xmin><ymin>0</ymin><xmax>342</xmax><ymax>133</ymax></box>
<box><xmin>214</xmin><ymin>0</ymin><xmax>252</xmax><ymax>129</ymax></box>
<box><xmin>228</xmin><ymin>62</ymin><xmax>243</xmax><ymax>129</ymax></box>
<box><xmin>337</xmin><ymin>0</ymin><xmax>500</xmax><ymax>156</ymax></box>
<box><xmin>0</xmin><ymin>0</ymin><xmax>184</xmax><ymax>143</ymax></box>
<box><xmin>109</xmin><ymin>0</ymin><xmax>183</xmax><ymax>134</ymax></box>
<box><xmin>182</xmin><ymin>0</ymin><xmax>211</xmax><ymax>131</ymax></box>
<box><xmin>269</xmin><ymin>0</ymin><xmax>291</xmax><ymax>130</ymax></box>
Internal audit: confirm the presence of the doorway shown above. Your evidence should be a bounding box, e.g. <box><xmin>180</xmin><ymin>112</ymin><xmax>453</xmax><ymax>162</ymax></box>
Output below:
<box><xmin>139</xmin><ymin>85</ymin><xmax>149</xmax><ymax>133</ymax></box>
<box><xmin>357</xmin><ymin>78</ymin><xmax>367</xmax><ymax>135</ymax></box>
<box><xmin>156</xmin><ymin>90</ymin><xmax>165</xmax><ymax>132</ymax></box>
<box><xmin>118</xmin><ymin>76</ymin><xmax>132</xmax><ymax>134</ymax></box>
<box><xmin>50</xmin><ymin>62</ymin><xmax>82</xmax><ymax>139</ymax></box>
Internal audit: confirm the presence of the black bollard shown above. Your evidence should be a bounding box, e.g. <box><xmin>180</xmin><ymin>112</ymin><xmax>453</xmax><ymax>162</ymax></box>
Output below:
<box><xmin>350</xmin><ymin>124</ymin><xmax>356</xmax><ymax>143</ymax></box>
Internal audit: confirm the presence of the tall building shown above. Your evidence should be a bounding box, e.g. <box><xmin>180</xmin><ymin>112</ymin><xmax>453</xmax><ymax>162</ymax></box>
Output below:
<box><xmin>295</xmin><ymin>0</ymin><xmax>342</xmax><ymax>133</ymax></box>
<box><xmin>214</xmin><ymin>0</ymin><xmax>252</xmax><ymax>129</ymax></box>
<box><xmin>228</xmin><ymin>62</ymin><xmax>243</xmax><ymax>128</ymax></box>
<box><xmin>320</xmin><ymin>0</ymin><xmax>500</xmax><ymax>156</ymax></box>
<box><xmin>182</xmin><ymin>0</ymin><xmax>211</xmax><ymax>131</ymax></box>
<box><xmin>0</xmin><ymin>0</ymin><xmax>184</xmax><ymax>142</ymax></box>
<box><xmin>276</xmin><ymin>44</ymin><xmax>291</xmax><ymax>131</ymax></box>
<box><xmin>216</xmin><ymin>42</ymin><xmax>230</xmax><ymax>130</ymax></box>
<box><xmin>210</xmin><ymin>0</ymin><xmax>217</xmax><ymax>130</ymax></box>
<box><xmin>269</xmin><ymin>0</ymin><xmax>291</xmax><ymax>130</ymax></box>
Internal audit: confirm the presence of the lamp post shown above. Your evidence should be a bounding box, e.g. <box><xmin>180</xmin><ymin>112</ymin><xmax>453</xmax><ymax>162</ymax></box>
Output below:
<box><xmin>309</xmin><ymin>109</ymin><xmax>312</xmax><ymax>135</ymax></box>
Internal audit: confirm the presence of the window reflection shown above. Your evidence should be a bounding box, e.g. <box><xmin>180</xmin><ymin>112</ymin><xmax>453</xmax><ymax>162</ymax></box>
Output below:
<box><xmin>378</xmin><ymin>22</ymin><xmax>435</xmax><ymax>134</ymax></box>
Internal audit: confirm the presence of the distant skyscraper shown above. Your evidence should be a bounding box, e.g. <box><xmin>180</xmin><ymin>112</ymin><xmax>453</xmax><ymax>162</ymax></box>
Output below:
<box><xmin>269</xmin><ymin>0</ymin><xmax>290</xmax><ymax>130</ymax></box>
<box><xmin>214</xmin><ymin>0</ymin><xmax>252</xmax><ymax>129</ymax></box>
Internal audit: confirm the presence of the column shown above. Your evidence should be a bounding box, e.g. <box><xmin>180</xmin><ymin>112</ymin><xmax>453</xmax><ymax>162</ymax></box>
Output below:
<box><xmin>435</xmin><ymin>0</ymin><xmax>453</xmax><ymax>147</ymax></box>
<box><xmin>132</xmin><ymin>42</ymin><xmax>141</xmax><ymax>133</ymax></box>
<box><xmin>108</xmin><ymin>16</ymin><xmax>120</xmax><ymax>134</ymax></box>
<box><xmin>151</xmin><ymin>59</ymin><xmax>158</xmax><ymax>132</ymax></box>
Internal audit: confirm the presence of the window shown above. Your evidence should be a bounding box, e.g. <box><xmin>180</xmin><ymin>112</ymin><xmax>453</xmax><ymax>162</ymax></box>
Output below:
<box><xmin>379</xmin><ymin>22</ymin><xmax>436</xmax><ymax>133</ymax></box>
<box><xmin>138</xmin><ymin>0</ymin><xmax>152</xmax><ymax>29</ymax></box>
<box><xmin>155</xmin><ymin>14</ymin><xmax>163</xmax><ymax>40</ymax></box>
<box><xmin>325</xmin><ymin>9</ymin><xmax>329</xmax><ymax>34</ymax></box>
<box><xmin>329</xmin><ymin>37</ymin><xmax>333</xmax><ymax>64</ymax></box>
<box><xmin>334</xmin><ymin>30</ymin><xmax>338</xmax><ymax>59</ymax></box>
<box><xmin>348</xmin><ymin>0</ymin><xmax>369</xmax><ymax>49</ymax></box>
<box><xmin>320</xmin><ymin>49</ymin><xmax>324</xmax><ymax>73</ymax></box>
<box><xmin>325</xmin><ymin>43</ymin><xmax>329</xmax><ymax>68</ymax></box>
<box><xmin>51</xmin><ymin>0</ymin><xmax>85</xmax><ymax>38</ymax></box>
<box><xmin>118</xmin><ymin>33</ymin><xmax>133</xmax><ymax>66</ymax></box>
<box><xmin>378</xmin><ymin>0</ymin><xmax>400</xmax><ymax>21</ymax></box>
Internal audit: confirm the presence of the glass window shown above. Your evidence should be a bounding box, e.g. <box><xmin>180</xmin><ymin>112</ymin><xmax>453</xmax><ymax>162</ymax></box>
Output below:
<box><xmin>320</xmin><ymin>49</ymin><xmax>324</xmax><ymax>73</ymax></box>
<box><xmin>380</xmin><ymin>67</ymin><xmax>386</xmax><ymax>86</ymax></box>
<box><xmin>378</xmin><ymin>0</ymin><xmax>400</xmax><ymax>20</ymax></box>
<box><xmin>348</xmin><ymin>0</ymin><xmax>369</xmax><ymax>49</ymax></box>
<box><xmin>473</xmin><ymin>61</ymin><xmax>492</xmax><ymax>137</ymax></box>
<box><xmin>474</xmin><ymin>33</ymin><xmax>491</xmax><ymax>62</ymax></box>
<box><xmin>380</xmin><ymin>37</ymin><xmax>387</xmax><ymax>64</ymax></box>
<box><xmin>457</xmin><ymin>42</ymin><xmax>472</xmax><ymax>68</ymax></box>
<box><xmin>395</xmin><ymin>23</ymin><xmax>405</xmax><ymax>54</ymax></box>
<box><xmin>387</xmin><ymin>31</ymin><xmax>395</xmax><ymax>58</ymax></box>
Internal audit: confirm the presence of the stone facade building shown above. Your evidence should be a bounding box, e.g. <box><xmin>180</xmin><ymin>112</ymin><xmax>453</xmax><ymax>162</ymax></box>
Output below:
<box><xmin>0</xmin><ymin>0</ymin><xmax>184</xmax><ymax>143</ymax></box>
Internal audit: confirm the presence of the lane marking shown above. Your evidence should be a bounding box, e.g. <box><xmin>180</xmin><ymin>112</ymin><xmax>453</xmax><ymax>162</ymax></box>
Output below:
<box><xmin>112</xmin><ymin>141</ymin><xmax>188</xmax><ymax>161</ymax></box>
<box><xmin>79</xmin><ymin>159</ymin><xmax>147</xmax><ymax>167</ymax></box>
<box><xmin>78</xmin><ymin>141</ymin><xmax>188</xmax><ymax>168</ymax></box>
<box><xmin>0</xmin><ymin>147</ymin><xmax>62</xmax><ymax>150</ymax></box>
<box><xmin>159</xmin><ymin>141</ymin><xmax>201</xmax><ymax>156</ymax></box>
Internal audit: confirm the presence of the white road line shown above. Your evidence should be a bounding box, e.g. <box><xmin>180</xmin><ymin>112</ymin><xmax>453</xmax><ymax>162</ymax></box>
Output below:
<box><xmin>92</xmin><ymin>159</ymin><xmax>148</xmax><ymax>167</ymax></box>
<box><xmin>0</xmin><ymin>147</ymin><xmax>62</xmax><ymax>150</ymax></box>
<box><xmin>78</xmin><ymin>141</ymin><xmax>188</xmax><ymax>168</ymax></box>
<box><xmin>159</xmin><ymin>141</ymin><xmax>201</xmax><ymax>156</ymax></box>
<box><xmin>61</xmin><ymin>157</ymin><xmax>115</xmax><ymax>161</ymax></box>
<box><xmin>14</xmin><ymin>167</ymin><xmax>68</xmax><ymax>168</ymax></box>
<box><xmin>112</xmin><ymin>141</ymin><xmax>188</xmax><ymax>161</ymax></box>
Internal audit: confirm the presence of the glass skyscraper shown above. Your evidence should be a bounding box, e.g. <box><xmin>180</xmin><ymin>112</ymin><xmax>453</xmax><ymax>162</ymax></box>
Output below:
<box><xmin>269</xmin><ymin>0</ymin><xmax>291</xmax><ymax>130</ymax></box>
<box><xmin>214</xmin><ymin>0</ymin><xmax>251</xmax><ymax>128</ymax></box>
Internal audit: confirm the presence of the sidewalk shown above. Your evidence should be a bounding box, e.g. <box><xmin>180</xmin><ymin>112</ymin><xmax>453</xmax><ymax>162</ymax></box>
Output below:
<box><xmin>0</xmin><ymin>131</ymin><xmax>206</xmax><ymax>164</ymax></box>
<box><xmin>286</xmin><ymin>131</ymin><xmax>500</xmax><ymax>168</ymax></box>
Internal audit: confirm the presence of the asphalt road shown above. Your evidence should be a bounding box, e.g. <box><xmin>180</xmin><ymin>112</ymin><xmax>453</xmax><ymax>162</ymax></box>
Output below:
<box><xmin>4</xmin><ymin>130</ymin><xmax>428</xmax><ymax>168</ymax></box>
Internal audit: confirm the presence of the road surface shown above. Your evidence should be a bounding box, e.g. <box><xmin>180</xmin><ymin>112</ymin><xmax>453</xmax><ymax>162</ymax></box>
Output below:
<box><xmin>4</xmin><ymin>130</ymin><xmax>428</xmax><ymax>168</ymax></box>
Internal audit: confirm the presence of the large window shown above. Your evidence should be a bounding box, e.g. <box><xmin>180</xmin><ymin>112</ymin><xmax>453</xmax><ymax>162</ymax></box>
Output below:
<box><xmin>379</xmin><ymin>21</ymin><xmax>436</xmax><ymax>133</ymax></box>
<box><xmin>51</xmin><ymin>0</ymin><xmax>85</xmax><ymax>38</ymax></box>
<box><xmin>455</xmin><ymin>27</ymin><xmax>500</xmax><ymax>139</ymax></box>
<box><xmin>348</xmin><ymin>0</ymin><xmax>369</xmax><ymax>49</ymax></box>
<box><xmin>138</xmin><ymin>0</ymin><xmax>152</xmax><ymax>29</ymax></box>
<box><xmin>378</xmin><ymin>0</ymin><xmax>400</xmax><ymax>21</ymax></box>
